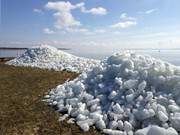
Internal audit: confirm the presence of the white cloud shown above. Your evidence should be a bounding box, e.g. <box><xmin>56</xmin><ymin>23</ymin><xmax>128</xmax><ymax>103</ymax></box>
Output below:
<box><xmin>45</xmin><ymin>1</ymin><xmax>84</xmax><ymax>12</ymax></box>
<box><xmin>110</xmin><ymin>13</ymin><xmax>137</xmax><ymax>29</ymax></box>
<box><xmin>43</xmin><ymin>28</ymin><xmax>55</xmax><ymax>34</ymax></box>
<box><xmin>120</xmin><ymin>13</ymin><xmax>136</xmax><ymax>21</ymax></box>
<box><xmin>94</xmin><ymin>29</ymin><xmax>106</xmax><ymax>33</ymax></box>
<box><xmin>111</xmin><ymin>21</ymin><xmax>137</xmax><ymax>29</ymax></box>
<box><xmin>145</xmin><ymin>8</ymin><xmax>158</xmax><ymax>14</ymax></box>
<box><xmin>45</xmin><ymin>1</ymin><xmax>107</xmax><ymax>33</ymax></box>
<box><xmin>138</xmin><ymin>8</ymin><xmax>158</xmax><ymax>15</ymax></box>
<box><xmin>66</xmin><ymin>27</ymin><xmax>88</xmax><ymax>32</ymax></box>
<box><xmin>33</xmin><ymin>9</ymin><xmax>43</xmax><ymax>14</ymax></box>
<box><xmin>81</xmin><ymin>7</ymin><xmax>107</xmax><ymax>15</ymax></box>
<box><xmin>53</xmin><ymin>12</ymin><xmax>81</xmax><ymax>29</ymax></box>
<box><xmin>65</xmin><ymin>27</ymin><xmax>94</xmax><ymax>35</ymax></box>
<box><xmin>45</xmin><ymin>1</ymin><xmax>83</xmax><ymax>29</ymax></box>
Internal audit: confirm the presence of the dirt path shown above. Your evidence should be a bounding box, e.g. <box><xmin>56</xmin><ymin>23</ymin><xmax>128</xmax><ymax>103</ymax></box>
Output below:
<box><xmin>0</xmin><ymin>64</ymin><xmax>102</xmax><ymax>135</ymax></box>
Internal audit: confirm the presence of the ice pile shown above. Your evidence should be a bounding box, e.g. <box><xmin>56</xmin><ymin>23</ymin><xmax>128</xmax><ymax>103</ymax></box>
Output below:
<box><xmin>45</xmin><ymin>52</ymin><xmax>180</xmax><ymax>135</ymax></box>
<box><xmin>6</xmin><ymin>45</ymin><xmax>99</xmax><ymax>72</ymax></box>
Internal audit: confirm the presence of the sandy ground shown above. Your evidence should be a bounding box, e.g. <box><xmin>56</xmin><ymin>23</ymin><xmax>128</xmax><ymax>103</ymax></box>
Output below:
<box><xmin>0</xmin><ymin>64</ymin><xmax>102</xmax><ymax>135</ymax></box>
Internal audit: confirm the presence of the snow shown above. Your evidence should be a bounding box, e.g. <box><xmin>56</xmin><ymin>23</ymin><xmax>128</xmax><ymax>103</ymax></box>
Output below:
<box><xmin>6</xmin><ymin>45</ymin><xmax>100</xmax><ymax>73</ymax></box>
<box><xmin>45</xmin><ymin>52</ymin><xmax>180</xmax><ymax>134</ymax></box>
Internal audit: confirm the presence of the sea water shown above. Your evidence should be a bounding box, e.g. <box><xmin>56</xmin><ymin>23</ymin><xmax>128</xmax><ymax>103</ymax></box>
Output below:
<box><xmin>68</xmin><ymin>49</ymin><xmax>180</xmax><ymax>66</ymax></box>
<box><xmin>1</xmin><ymin>49</ymin><xmax>180</xmax><ymax>66</ymax></box>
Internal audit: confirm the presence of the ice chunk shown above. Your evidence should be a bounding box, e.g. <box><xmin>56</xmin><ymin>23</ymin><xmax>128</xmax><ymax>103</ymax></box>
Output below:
<box><xmin>98</xmin><ymin>83</ymin><xmax>105</xmax><ymax>89</ymax></box>
<box><xmin>96</xmin><ymin>119</ymin><xmax>106</xmax><ymax>130</ymax></box>
<box><xmin>103</xmin><ymin>129</ymin><xmax>125</xmax><ymax>135</ymax></box>
<box><xmin>87</xmin><ymin>98</ymin><xmax>100</xmax><ymax>106</ymax></box>
<box><xmin>113</xmin><ymin>103</ymin><xmax>124</xmax><ymax>114</ymax></box>
<box><xmin>89</xmin><ymin>112</ymin><xmax>103</xmax><ymax>121</ymax></box>
<box><xmin>109</xmin><ymin>121</ymin><xmax>118</xmax><ymax>129</ymax></box>
<box><xmin>123</xmin><ymin>79</ymin><xmax>138</xmax><ymax>89</ymax></box>
<box><xmin>52</xmin><ymin>101</ymin><xmax>58</xmax><ymax>106</ymax></box>
<box><xmin>135</xmin><ymin>109</ymin><xmax>155</xmax><ymax>120</ymax></box>
<box><xmin>108</xmin><ymin>91</ymin><xmax>118</xmax><ymax>100</ymax></box>
<box><xmin>45</xmin><ymin>51</ymin><xmax>180</xmax><ymax>133</ymax></box>
<box><xmin>145</xmin><ymin>92</ymin><xmax>153</xmax><ymax>102</ymax></box>
<box><xmin>157</xmin><ymin>111</ymin><xmax>168</xmax><ymax>122</ymax></box>
<box><xmin>44</xmin><ymin>95</ymin><xmax>50</xmax><ymax>98</ymax></box>
<box><xmin>126</xmin><ymin>94</ymin><xmax>134</xmax><ymax>103</ymax></box>
<box><xmin>7</xmin><ymin>45</ymin><xmax>100</xmax><ymax>73</ymax></box>
<box><xmin>77</xmin><ymin>122</ymin><xmax>89</xmax><ymax>131</ymax></box>
<box><xmin>76</xmin><ymin>114</ymin><xmax>87</xmax><ymax>121</ymax></box>
<box><xmin>166</xmin><ymin>127</ymin><xmax>178</xmax><ymax>135</ymax></box>
<box><xmin>115</xmin><ymin>77</ymin><xmax>123</xmax><ymax>86</ymax></box>
<box><xmin>77</xmin><ymin>119</ymin><xmax>95</xmax><ymax>131</ymax></box>
<box><xmin>117</xmin><ymin>120</ymin><xmax>124</xmax><ymax>130</ymax></box>
<box><xmin>170</xmin><ymin>112</ymin><xmax>180</xmax><ymax>131</ymax></box>
<box><xmin>135</xmin><ymin>126</ymin><xmax>150</xmax><ymax>135</ymax></box>
<box><xmin>168</xmin><ymin>105</ymin><xmax>180</xmax><ymax>113</ymax></box>
<box><xmin>138</xmin><ymin>81</ymin><xmax>147</xmax><ymax>91</ymax></box>
<box><xmin>135</xmin><ymin>126</ymin><xmax>178</xmax><ymax>135</ymax></box>
<box><xmin>67</xmin><ymin>118</ymin><xmax>75</xmax><ymax>124</ymax></box>
<box><xmin>58</xmin><ymin>114</ymin><xmax>68</xmax><ymax>121</ymax></box>
<box><xmin>147</xmin><ymin>126</ymin><xmax>178</xmax><ymax>135</ymax></box>
<box><xmin>124</xmin><ymin>121</ymin><xmax>132</xmax><ymax>132</ymax></box>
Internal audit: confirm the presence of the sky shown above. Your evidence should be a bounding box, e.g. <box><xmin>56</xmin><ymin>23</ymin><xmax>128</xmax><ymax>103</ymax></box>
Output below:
<box><xmin>1</xmin><ymin>0</ymin><xmax>180</xmax><ymax>54</ymax></box>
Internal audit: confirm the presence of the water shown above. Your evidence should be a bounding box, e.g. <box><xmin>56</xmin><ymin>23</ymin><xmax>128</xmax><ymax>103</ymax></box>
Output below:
<box><xmin>133</xmin><ymin>50</ymin><xmax>180</xmax><ymax>66</ymax></box>
<box><xmin>66</xmin><ymin>49</ymin><xmax>180</xmax><ymax>66</ymax></box>
<box><xmin>0</xmin><ymin>49</ymin><xmax>26</xmax><ymax>57</ymax></box>
<box><xmin>1</xmin><ymin>49</ymin><xmax>180</xmax><ymax>66</ymax></box>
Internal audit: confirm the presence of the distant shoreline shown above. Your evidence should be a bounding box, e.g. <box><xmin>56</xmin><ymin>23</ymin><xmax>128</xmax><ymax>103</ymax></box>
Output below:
<box><xmin>0</xmin><ymin>47</ymin><xmax>70</xmax><ymax>50</ymax></box>
<box><xmin>1</xmin><ymin>47</ymin><xmax>180</xmax><ymax>51</ymax></box>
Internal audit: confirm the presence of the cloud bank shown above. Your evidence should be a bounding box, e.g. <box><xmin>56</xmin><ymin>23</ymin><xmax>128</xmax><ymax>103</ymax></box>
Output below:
<box><xmin>45</xmin><ymin>1</ymin><xmax>107</xmax><ymax>30</ymax></box>
<box><xmin>111</xmin><ymin>13</ymin><xmax>137</xmax><ymax>29</ymax></box>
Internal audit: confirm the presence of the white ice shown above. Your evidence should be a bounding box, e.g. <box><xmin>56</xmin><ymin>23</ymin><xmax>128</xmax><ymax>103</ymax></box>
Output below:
<box><xmin>45</xmin><ymin>52</ymin><xmax>180</xmax><ymax>134</ymax></box>
<box><xmin>6</xmin><ymin>45</ymin><xmax>100</xmax><ymax>73</ymax></box>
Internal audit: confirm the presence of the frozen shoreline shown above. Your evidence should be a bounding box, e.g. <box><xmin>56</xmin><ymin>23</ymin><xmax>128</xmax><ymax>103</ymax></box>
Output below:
<box><xmin>45</xmin><ymin>52</ymin><xmax>180</xmax><ymax>135</ymax></box>
<box><xmin>2</xmin><ymin>48</ymin><xmax>180</xmax><ymax>66</ymax></box>
<box><xmin>6</xmin><ymin>45</ymin><xmax>100</xmax><ymax>73</ymax></box>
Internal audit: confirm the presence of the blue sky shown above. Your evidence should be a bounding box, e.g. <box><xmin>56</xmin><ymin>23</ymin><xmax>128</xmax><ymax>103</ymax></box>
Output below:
<box><xmin>1</xmin><ymin>0</ymin><xmax>180</xmax><ymax>53</ymax></box>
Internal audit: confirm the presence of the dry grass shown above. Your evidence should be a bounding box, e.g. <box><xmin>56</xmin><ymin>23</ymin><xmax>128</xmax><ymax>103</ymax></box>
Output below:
<box><xmin>0</xmin><ymin>64</ymin><xmax>102</xmax><ymax>135</ymax></box>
